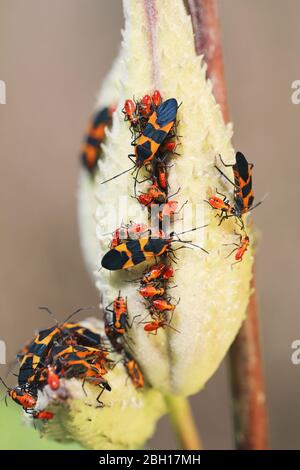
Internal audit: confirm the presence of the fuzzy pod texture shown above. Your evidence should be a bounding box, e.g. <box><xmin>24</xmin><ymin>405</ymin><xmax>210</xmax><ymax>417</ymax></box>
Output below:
<box><xmin>78</xmin><ymin>0</ymin><xmax>253</xmax><ymax>397</ymax></box>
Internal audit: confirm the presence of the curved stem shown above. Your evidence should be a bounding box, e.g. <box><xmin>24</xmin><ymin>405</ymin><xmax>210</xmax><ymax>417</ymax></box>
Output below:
<box><xmin>165</xmin><ymin>395</ymin><xmax>203</xmax><ymax>450</ymax></box>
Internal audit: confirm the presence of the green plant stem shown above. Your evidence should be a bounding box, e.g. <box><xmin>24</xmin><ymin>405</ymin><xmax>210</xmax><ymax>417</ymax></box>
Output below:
<box><xmin>165</xmin><ymin>395</ymin><xmax>203</xmax><ymax>450</ymax></box>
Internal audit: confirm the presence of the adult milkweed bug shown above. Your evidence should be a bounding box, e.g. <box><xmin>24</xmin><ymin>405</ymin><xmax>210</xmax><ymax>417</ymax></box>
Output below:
<box><xmin>16</xmin><ymin>307</ymin><xmax>104</xmax><ymax>399</ymax></box>
<box><xmin>18</xmin><ymin>307</ymin><xmax>97</xmax><ymax>386</ymax></box>
<box><xmin>60</xmin><ymin>355</ymin><xmax>111</xmax><ymax>406</ymax></box>
<box><xmin>53</xmin><ymin>344</ymin><xmax>108</xmax><ymax>365</ymax></box>
<box><xmin>101</xmin><ymin>237</ymin><xmax>168</xmax><ymax>271</ymax></box>
<box><xmin>101</xmin><ymin>225</ymin><xmax>208</xmax><ymax>271</ymax></box>
<box><xmin>81</xmin><ymin>106</ymin><xmax>114</xmax><ymax>174</ymax></box>
<box><xmin>134</xmin><ymin>98</ymin><xmax>178</xmax><ymax>167</ymax></box>
<box><xmin>123</xmin><ymin>353</ymin><xmax>144</xmax><ymax>389</ymax></box>
<box><xmin>215</xmin><ymin>152</ymin><xmax>263</xmax><ymax>219</ymax></box>
<box><xmin>18</xmin><ymin>326</ymin><xmax>62</xmax><ymax>387</ymax></box>
<box><xmin>18</xmin><ymin>354</ymin><xmax>44</xmax><ymax>389</ymax></box>
<box><xmin>101</xmin><ymin>98</ymin><xmax>178</xmax><ymax>185</ymax></box>
<box><xmin>62</xmin><ymin>322</ymin><xmax>105</xmax><ymax>349</ymax></box>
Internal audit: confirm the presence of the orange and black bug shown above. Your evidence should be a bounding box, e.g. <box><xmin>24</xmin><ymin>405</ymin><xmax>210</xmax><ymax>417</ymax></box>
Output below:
<box><xmin>18</xmin><ymin>355</ymin><xmax>44</xmax><ymax>389</ymax></box>
<box><xmin>62</xmin><ymin>322</ymin><xmax>105</xmax><ymax>349</ymax></box>
<box><xmin>224</xmin><ymin>233</ymin><xmax>250</xmax><ymax>265</ymax></box>
<box><xmin>81</xmin><ymin>106</ymin><xmax>114</xmax><ymax>174</ymax></box>
<box><xmin>101</xmin><ymin>226</ymin><xmax>208</xmax><ymax>271</ymax></box>
<box><xmin>17</xmin><ymin>307</ymin><xmax>100</xmax><ymax>387</ymax></box>
<box><xmin>101</xmin><ymin>98</ymin><xmax>178</xmax><ymax>185</ymax></box>
<box><xmin>134</xmin><ymin>98</ymin><xmax>178</xmax><ymax>167</ymax></box>
<box><xmin>105</xmin><ymin>293</ymin><xmax>128</xmax><ymax>335</ymax></box>
<box><xmin>104</xmin><ymin>293</ymin><xmax>131</xmax><ymax>352</ymax></box>
<box><xmin>60</xmin><ymin>354</ymin><xmax>111</xmax><ymax>405</ymax></box>
<box><xmin>215</xmin><ymin>152</ymin><xmax>262</xmax><ymax>219</ymax></box>
<box><xmin>18</xmin><ymin>326</ymin><xmax>62</xmax><ymax>387</ymax></box>
<box><xmin>101</xmin><ymin>237</ymin><xmax>168</xmax><ymax>271</ymax></box>
<box><xmin>54</xmin><ymin>345</ymin><xmax>110</xmax><ymax>379</ymax></box>
<box><xmin>53</xmin><ymin>344</ymin><xmax>108</xmax><ymax>365</ymax></box>
<box><xmin>123</xmin><ymin>353</ymin><xmax>144</xmax><ymax>389</ymax></box>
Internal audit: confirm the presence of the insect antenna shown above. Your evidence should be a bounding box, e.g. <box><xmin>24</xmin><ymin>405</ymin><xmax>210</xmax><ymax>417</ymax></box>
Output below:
<box><xmin>215</xmin><ymin>163</ymin><xmax>237</xmax><ymax>188</ymax></box>
<box><xmin>0</xmin><ymin>376</ymin><xmax>9</xmax><ymax>391</ymax></box>
<box><xmin>101</xmin><ymin>165</ymin><xmax>136</xmax><ymax>185</ymax></box>
<box><xmin>247</xmin><ymin>198</ymin><xmax>265</xmax><ymax>212</ymax></box>
<box><xmin>63</xmin><ymin>306</ymin><xmax>95</xmax><ymax>323</ymax></box>
<box><xmin>175</xmin><ymin>223</ymin><xmax>209</xmax><ymax>236</ymax></box>
<box><xmin>165</xmin><ymin>323</ymin><xmax>181</xmax><ymax>334</ymax></box>
<box><xmin>173</xmin><ymin>241</ymin><xmax>209</xmax><ymax>253</ymax></box>
<box><xmin>39</xmin><ymin>306</ymin><xmax>59</xmax><ymax>324</ymax></box>
<box><xmin>170</xmin><ymin>225</ymin><xmax>209</xmax><ymax>254</ymax></box>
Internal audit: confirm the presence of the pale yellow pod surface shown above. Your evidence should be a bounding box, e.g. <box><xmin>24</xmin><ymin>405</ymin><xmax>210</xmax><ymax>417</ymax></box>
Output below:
<box><xmin>79</xmin><ymin>0</ymin><xmax>253</xmax><ymax>396</ymax></box>
<box><xmin>43</xmin><ymin>372</ymin><xmax>165</xmax><ymax>450</ymax></box>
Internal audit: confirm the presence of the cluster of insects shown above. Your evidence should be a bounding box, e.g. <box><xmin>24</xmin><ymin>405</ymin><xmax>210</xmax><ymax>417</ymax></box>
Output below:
<box><xmin>104</xmin><ymin>292</ymin><xmax>144</xmax><ymax>388</ymax></box>
<box><xmin>101</xmin><ymin>91</ymin><xmax>189</xmax><ymax>334</ymax></box>
<box><xmin>206</xmin><ymin>151</ymin><xmax>262</xmax><ymax>264</ymax></box>
<box><xmin>0</xmin><ymin>90</ymin><xmax>262</xmax><ymax>426</ymax></box>
<box><xmin>0</xmin><ymin>305</ymin><xmax>146</xmax><ymax>422</ymax></box>
<box><xmin>98</xmin><ymin>90</ymin><xmax>262</xmax><ymax>338</ymax></box>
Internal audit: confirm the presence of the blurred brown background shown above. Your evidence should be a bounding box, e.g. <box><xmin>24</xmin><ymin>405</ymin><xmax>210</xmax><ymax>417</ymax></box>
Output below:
<box><xmin>0</xmin><ymin>0</ymin><xmax>299</xmax><ymax>449</ymax></box>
